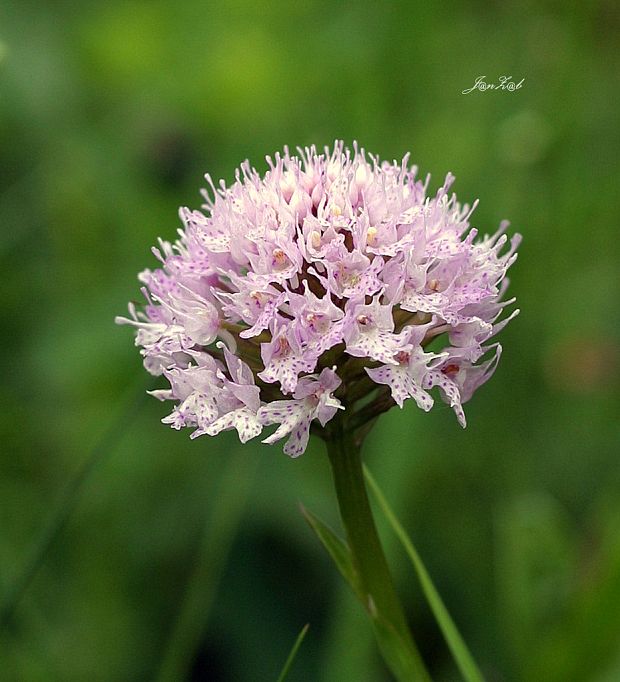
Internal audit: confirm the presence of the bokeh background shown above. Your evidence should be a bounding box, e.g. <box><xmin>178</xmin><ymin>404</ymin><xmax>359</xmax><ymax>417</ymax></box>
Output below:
<box><xmin>1</xmin><ymin>1</ymin><xmax>619</xmax><ymax>680</ymax></box>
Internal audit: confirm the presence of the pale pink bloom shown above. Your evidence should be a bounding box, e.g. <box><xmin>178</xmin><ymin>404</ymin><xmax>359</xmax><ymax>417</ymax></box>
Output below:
<box><xmin>117</xmin><ymin>142</ymin><xmax>520</xmax><ymax>455</ymax></box>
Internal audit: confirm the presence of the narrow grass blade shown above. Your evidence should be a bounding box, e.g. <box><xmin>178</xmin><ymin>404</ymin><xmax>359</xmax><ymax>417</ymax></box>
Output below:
<box><xmin>364</xmin><ymin>465</ymin><xmax>485</xmax><ymax>682</ymax></box>
<box><xmin>300</xmin><ymin>505</ymin><xmax>364</xmax><ymax>602</ymax></box>
<box><xmin>301</xmin><ymin>504</ymin><xmax>429</xmax><ymax>681</ymax></box>
<box><xmin>276</xmin><ymin>623</ymin><xmax>310</xmax><ymax>682</ymax></box>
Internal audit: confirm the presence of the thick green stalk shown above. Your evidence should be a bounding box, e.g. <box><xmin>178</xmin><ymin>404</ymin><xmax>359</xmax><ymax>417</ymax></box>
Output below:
<box><xmin>326</xmin><ymin>418</ymin><xmax>431</xmax><ymax>681</ymax></box>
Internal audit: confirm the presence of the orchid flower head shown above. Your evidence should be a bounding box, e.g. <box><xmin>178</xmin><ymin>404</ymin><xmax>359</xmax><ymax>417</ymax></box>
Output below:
<box><xmin>117</xmin><ymin>142</ymin><xmax>520</xmax><ymax>455</ymax></box>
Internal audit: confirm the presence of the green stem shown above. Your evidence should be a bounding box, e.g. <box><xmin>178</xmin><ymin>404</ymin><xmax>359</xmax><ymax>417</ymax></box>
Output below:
<box><xmin>326</xmin><ymin>417</ymin><xmax>431</xmax><ymax>681</ymax></box>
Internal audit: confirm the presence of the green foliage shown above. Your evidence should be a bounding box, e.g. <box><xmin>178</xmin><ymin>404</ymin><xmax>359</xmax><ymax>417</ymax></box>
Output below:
<box><xmin>300</xmin><ymin>506</ymin><xmax>364</xmax><ymax>603</ymax></box>
<box><xmin>365</xmin><ymin>466</ymin><xmax>484</xmax><ymax>682</ymax></box>
<box><xmin>302</xmin><ymin>503</ymin><xmax>430</xmax><ymax>681</ymax></box>
<box><xmin>276</xmin><ymin>623</ymin><xmax>309</xmax><ymax>682</ymax></box>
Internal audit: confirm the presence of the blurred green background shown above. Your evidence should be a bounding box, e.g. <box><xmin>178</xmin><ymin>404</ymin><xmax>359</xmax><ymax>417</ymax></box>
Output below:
<box><xmin>1</xmin><ymin>1</ymin><xmax>619</xmax><ymax>680</ymax></box>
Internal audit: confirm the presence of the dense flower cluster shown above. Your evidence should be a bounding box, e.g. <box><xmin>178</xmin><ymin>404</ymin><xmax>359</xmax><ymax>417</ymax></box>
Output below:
<box><xmin>117</xmin><ymin>142</ymin><xmax>520</xmax><ymax>456</ymax></box>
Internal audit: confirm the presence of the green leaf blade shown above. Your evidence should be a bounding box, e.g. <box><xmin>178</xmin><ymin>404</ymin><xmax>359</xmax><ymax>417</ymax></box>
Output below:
<box><xmin>300</xmin><ymin>504</ymin><xmax>365</xmax><ymax>602</ymax></box>
<box><xmin>301</xmin><ymin>503</ymin><xmax>430</xmax><ymax>682</ymax></box>
<box><xmin>364</xmin><ymin>465</ymin><xmax>485</xmax><ymax>682</ymax></box>
<box><xmin>276</xmin><ymin>623</ymin><xmax>310</xmax><ymax>682</ymax></box>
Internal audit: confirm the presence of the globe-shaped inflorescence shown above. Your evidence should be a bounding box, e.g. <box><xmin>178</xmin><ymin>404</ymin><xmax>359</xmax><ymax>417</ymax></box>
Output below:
<box><xmin>117</xmin><ymin>142</ymin><xmax>520</xmax><ymax>456</ymax></box>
